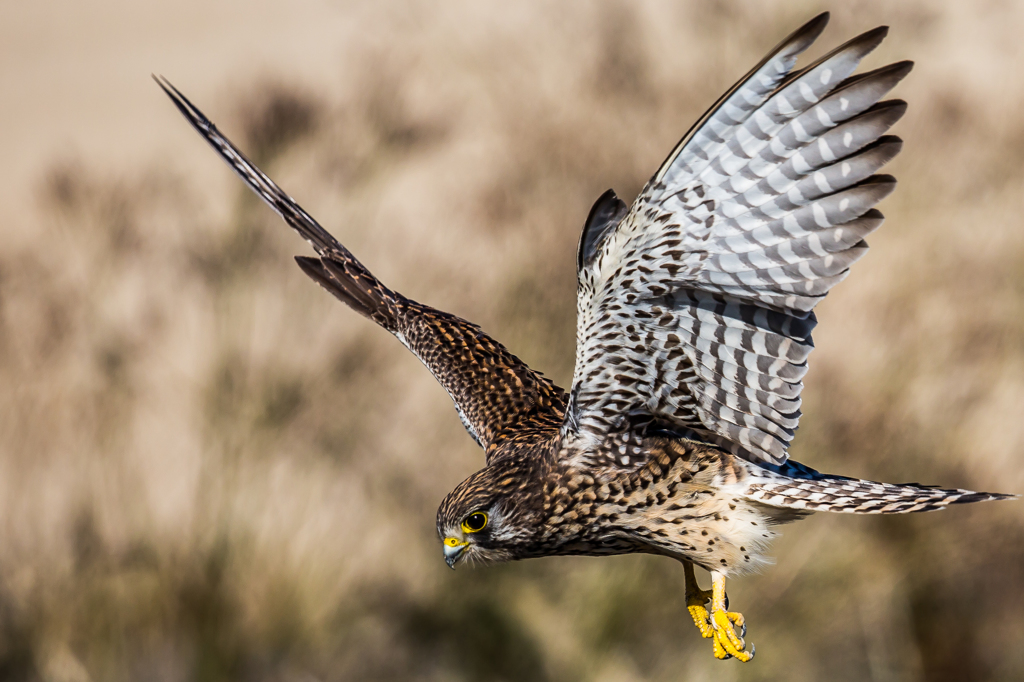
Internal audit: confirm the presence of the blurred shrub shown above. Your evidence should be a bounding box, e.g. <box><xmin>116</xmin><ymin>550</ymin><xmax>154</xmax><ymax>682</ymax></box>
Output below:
<box><xmin>0</xmin><ymin>2</ymin><xmax>1022</xmax><ymax>681</ymax></box>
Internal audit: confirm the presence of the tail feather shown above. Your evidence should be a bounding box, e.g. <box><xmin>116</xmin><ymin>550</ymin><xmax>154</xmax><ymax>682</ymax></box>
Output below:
<box><xmin>743</xmin><ymin>460</ymin><xmax>1015</xmax><ymax>514</ymax></box>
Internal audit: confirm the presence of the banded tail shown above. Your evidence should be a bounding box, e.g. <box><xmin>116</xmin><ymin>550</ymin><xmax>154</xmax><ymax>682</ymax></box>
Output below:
<box><xmin>743</xmin><ymin>460</ymin><xmax>1014</xmax><ymax>514</ymax></box>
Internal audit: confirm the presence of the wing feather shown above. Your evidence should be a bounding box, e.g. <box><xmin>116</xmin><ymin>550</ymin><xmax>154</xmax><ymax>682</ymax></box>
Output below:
<box><xmin>157</xmin><ymin>77</ymin><xmax>567</xmax><ymax>456</ymax></box>
<box><xmin>564</xmin><ymin>15</ymin><xmax>910</xmax><ymax>464</ymax></box>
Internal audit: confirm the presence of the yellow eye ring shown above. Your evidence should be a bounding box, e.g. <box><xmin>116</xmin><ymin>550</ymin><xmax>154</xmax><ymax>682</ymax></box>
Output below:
<box><xmin>461</xmin><ymin>512</ymin><xmax>488</xmax><ymax>533</ymax></box>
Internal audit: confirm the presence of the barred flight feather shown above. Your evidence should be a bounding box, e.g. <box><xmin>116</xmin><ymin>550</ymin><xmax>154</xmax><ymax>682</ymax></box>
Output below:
<box><xmin>155</xmin><ymin>76</ymin><xmax>568</xmax><ymax>457</ymax></box>
<box><xmin>564</xmin><ymin>13</ymin><xmax>911</xmax><ymax>465</ymax></box>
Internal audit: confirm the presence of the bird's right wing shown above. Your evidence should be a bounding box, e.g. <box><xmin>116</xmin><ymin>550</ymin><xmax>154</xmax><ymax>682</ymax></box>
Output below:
<box><xmin>156</xmin><ymin>77</ymin><xmax>567</xmax><ymax>456</ymax></box>
<box><xmin>562</xmin><ymin>14</ymin><xmax>911</xmax><ymax>465</ymax></box>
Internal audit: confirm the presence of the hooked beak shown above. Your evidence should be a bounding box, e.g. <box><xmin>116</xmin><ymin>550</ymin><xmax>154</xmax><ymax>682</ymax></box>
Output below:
<box><xmin>443</xmin><ymin>537</ymin><xmax>468</xmax><ymax>569</ymax></box>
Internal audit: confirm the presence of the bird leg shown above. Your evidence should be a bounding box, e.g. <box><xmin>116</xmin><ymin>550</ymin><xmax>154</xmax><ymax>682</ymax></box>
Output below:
<box><xmin>709</xmin><ymin>570</ymin><xmax>754</xmax><ymax>662</ymax></box>
<box><xmin>683</xmin><ymin>561</ymin><xmax>714</xmax><ymax>639</ymax></box>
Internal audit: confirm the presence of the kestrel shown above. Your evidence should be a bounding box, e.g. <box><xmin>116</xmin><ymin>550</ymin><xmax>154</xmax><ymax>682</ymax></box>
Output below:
<box><xmin>158</xmin><ymin>12</ymin><xmax>1012</xmax><ymax>662</ymax></box>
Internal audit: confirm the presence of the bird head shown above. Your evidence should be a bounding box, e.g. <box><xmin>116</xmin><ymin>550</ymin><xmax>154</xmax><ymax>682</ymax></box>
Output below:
<box><xmin>436</xmin><ymin>460</ymin><xmax>541</xmax><ymax>569</ymax></box>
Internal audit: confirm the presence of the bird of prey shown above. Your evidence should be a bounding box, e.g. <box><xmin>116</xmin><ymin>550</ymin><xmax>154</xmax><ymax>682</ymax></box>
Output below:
<box><xmin>157</xmin><ymin>12</ymin><xmax>1011</xmax><ymax>663</ymax></box>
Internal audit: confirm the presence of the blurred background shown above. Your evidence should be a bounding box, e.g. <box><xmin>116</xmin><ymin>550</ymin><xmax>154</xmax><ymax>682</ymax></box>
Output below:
<box><xmin>1</xmin><ymin>1</ymin><xmax>1023</xmax><ymax>680</ymax></box>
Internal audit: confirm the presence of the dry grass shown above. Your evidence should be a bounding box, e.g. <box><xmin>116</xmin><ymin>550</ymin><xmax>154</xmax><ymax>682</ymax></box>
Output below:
<box><xmin>1</xmin><ymin>2</ymin><xmax>1023</xmax><ymax>680</ymax></box>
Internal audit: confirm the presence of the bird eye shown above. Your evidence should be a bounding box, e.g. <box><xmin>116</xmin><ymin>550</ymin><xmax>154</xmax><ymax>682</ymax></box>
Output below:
<box><xmin>462</xmin><ymin>512</ymin><xmax>488</xmax><ymax>533</ymax></box>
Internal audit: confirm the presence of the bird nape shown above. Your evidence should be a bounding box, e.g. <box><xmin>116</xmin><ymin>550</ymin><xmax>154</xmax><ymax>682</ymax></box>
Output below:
<box><xmin>157</xmin><ymin>11</ymin><xmax>1013</xmax><ymax>664</ymax></box>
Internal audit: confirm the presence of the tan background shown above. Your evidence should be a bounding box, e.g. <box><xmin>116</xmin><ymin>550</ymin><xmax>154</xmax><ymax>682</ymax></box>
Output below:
<box><xmin>1</xmin><ymin>1</ymin><xmax>1022</xmax><ymax>681</ymax></box>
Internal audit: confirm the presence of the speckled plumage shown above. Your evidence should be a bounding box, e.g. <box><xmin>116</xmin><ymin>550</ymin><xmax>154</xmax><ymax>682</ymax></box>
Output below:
<box><xmin>158</xmin><ymin>12</ymin><xmax>1012</xmax><ymax>662</ymax></box>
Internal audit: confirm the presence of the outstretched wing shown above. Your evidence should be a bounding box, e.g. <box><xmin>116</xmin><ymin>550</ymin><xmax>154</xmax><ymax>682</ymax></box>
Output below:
<box><xmin>564</xmin><ymin>13</ymin><xmax>911</xmax><ymax>465</ymax></box>
<box><xmin>156</xmin><ymin>77</ymin><xmax>567</xmax><ymax>457</ymax></box>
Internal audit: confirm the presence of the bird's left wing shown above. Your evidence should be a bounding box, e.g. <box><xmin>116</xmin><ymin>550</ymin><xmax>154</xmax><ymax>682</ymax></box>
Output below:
<box><xmin>156</xmin><ymin>77</ymin><xmax>567</xmax><ymax>457</ymax></box>
<box><xmin>563</xmin><ymin>14</ymin><xmax>911</xmax><ymax>465</ymax></box>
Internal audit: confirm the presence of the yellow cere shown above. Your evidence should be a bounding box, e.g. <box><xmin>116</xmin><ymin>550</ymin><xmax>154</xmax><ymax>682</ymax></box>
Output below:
<box><xmin>444</xmin><ymin>537</ymin><xmax>467</xmax><ymax>548</ymax></box>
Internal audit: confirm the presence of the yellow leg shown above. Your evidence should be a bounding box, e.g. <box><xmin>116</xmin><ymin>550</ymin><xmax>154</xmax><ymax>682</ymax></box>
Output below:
<box><xmin>683</xmin><ymin>561</ymin><xmax>714</xmax><ymax>639</ymax></box>
<box><xmin>709</xmin><ymin>571</ymin><xmax>754</xmax><ymax>662</ymax></box>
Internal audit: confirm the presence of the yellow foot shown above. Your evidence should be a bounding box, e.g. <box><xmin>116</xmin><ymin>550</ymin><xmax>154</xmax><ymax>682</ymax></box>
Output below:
<box><xmin>683</xmin><ymin>564</ymin><xmax>755</xmax><ymax>662</ymax></box>
<box><xmin>686</xmin><ymin>587</ymin><xmax>714</xmax><ymax>639</ymax></box>
<box><xmin>711</xmin><ymin>608</ymin><xmax>754</xmax><ymax>662</ymax></box>
<box><xmin>706</xmin><ymin>571</ymin><xmax>754</xmax><ymax>662</ymax></box>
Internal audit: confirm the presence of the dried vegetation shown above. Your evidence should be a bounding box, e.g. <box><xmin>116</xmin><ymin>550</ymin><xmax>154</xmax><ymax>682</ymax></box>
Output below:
<box><xmin>1</xmin><ymin>2</ymin><xmax>1022</xmax><ymax>680</ymax></box>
